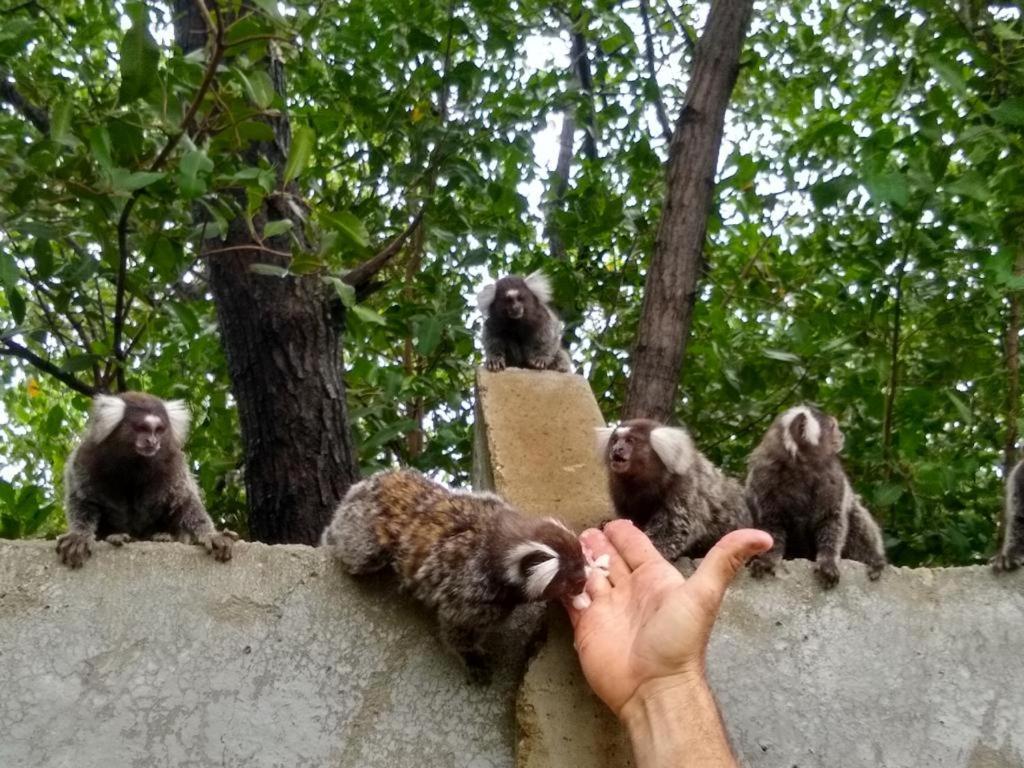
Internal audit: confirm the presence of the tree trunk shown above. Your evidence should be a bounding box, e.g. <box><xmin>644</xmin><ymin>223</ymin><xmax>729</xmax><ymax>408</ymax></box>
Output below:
<box><xmin>623</xmin><ymin>0</ymin><xmax>753</xmax><ymax>422</ymax></box>
<box><xmin>174</xmin><ymin>1</ymin><xmax>359</xmax><ymax>544</ymax></box>
<box><xmin>1004</xmin><ymin>250</ymin><xmax>1024</xmax><ymax>477</ymax></box>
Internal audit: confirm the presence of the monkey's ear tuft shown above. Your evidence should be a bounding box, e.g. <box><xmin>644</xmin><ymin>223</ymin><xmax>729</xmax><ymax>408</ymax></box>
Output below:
<box><xmin>476</xmin><ymin>282</ymin><xmax>497</xmax><ymax>313</ymax></box>
<box><xmin>649</xmin><ymin>426</ymin><xmax>695</xmax><ymax>475</ymax></box>
<box><xmin>504</xmin><ymin>540</ymin><xmax>560</xmax><ymax>597</ymax></box>
<box><xmin>164</xmin><ymin>400</ymin><xmax>191</xmax><ymax>445</ymax></box>
<box><xmin>524</xmin><ymin>270</ymin><xmax>553</xmax><ymax>305</ymax></box>
<box><xmin>781</xmin><ymin>405</ymin><xmax>820</xmax><ymax>456</ymax></box>
<box><xmin>90</xmin><ymin>394</ymin><xmax>127</xmax><ymax>443</ymax></box>
<box><xmin>594</xmin><ymin>427</ymin><xmax>615</xmax><ymax>458</ymax></box>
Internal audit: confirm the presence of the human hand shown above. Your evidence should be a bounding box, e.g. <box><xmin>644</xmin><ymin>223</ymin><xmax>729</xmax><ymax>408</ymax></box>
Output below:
<box><xmin>565</xmin><ymin>520</ymin><xmax>773</xmax><ymax>718</ymax></box>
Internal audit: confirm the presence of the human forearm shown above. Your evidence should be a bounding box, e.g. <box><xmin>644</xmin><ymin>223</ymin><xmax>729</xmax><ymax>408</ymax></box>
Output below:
<box><xmin>620</xmin><ymin>674</ymin><xmax>737</xmax><ymax>768</ymax></box>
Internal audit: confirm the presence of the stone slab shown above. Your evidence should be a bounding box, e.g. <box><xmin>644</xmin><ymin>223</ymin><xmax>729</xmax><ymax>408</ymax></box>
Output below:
<box><xmin>472</xmin><ymin>368</ymin><xmax>610</xmax><ymax>531</ymax></box>
<box><xmin>518</xmin><ymin>558</ymin><xmax>1024</xmax><ymax>768</ymax></box>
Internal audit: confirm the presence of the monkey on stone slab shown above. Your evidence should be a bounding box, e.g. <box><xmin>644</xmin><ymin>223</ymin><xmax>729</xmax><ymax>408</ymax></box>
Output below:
<box><xmin>992</xmin><ymin>458</ymin><xmax>1024</xmax><ymax>572</ymax></box>
<box><xmin>320</xmin><ymin>469</ymin><xmax>591</xmax><ymax>679</ymax></box>
<box><xmin>476</xmin><ymin>271</ymin><xmax>572</xmax><ymax>373</ymax></box>
<box><xmin>57</xmin><ymin>392</ymin><xmax>237</xmax><ymax>568</ymax></box>
<box><xmin>596</xmin><ymin>419</ymin><xmax>752</xmax><ymax>562</ymax></box>
<box><xmin>745</xmin><ymin>404</ymin><xmax>887</xmax><ymax>588</ymax></box>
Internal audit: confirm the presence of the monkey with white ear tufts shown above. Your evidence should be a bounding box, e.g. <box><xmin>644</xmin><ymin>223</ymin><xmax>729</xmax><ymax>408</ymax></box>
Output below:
<box><xmin>320</xmin><ymin>469</ymin><xmax>588</xmax><ymax>679</ymax></box>
<box><xmin>992</xmin><ymin>458</ymin><xmax>1024</xmax><ymax>572</ymax></box>
<box><xmin>596</xmin><ymin>419</ymin><xmax>752</xmax><ymax>562</ymax></box>
<box><xmin>745</xmin><ymin>404</ymin><xmax>887</xmax><ymax>588</ymax></box>
<box><xmin>57</xmin><ymin>391</ymin><xmax>237</xmax><ymax>568</ymax></box>
<box><xmin>476</xmin><ymin>271</ymin><xmax>572</xmax><ymax>373</ymax></box>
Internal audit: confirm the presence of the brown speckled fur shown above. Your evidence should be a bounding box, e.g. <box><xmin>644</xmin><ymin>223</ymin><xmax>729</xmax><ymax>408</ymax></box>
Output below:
<box><xmin>321</xmin><ymin>469</ymin><xmax>586</xmax><ymax>677</ymax></box>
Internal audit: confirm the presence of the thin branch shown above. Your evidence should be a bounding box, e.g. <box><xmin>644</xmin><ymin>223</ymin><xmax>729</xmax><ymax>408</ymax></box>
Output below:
<box><xmin>662</xmin><ymin>0</ymin><xmax>696</xmax><ymax>53</ymax></box>
<box><xmin>0</xmin><ymin>67</ymin><xmax>50</xmax><ymax>134</ymax></box>
<box><xmin>881</xmin><ymin>257</ymin><xmax>907</xmax><ymax>468</ymax></box>
<box><xmin>343</xmin><ymin>210</ymin><xmax>426</xmax><ymax>290</ymax></box>
<box><xmin>204</xmin><ymin>243</ymin><xmax>292</xmax><ymax>259</ymax></box>
<box><xmin>0</xmin><ymin>338</ymin><xmax>97</xmax><ymax>396</ymax></box>
<box><xmin>639</xmin><ymin>0</ymin><xmax>674</xmax><ymax>143</ymax></box>
<box><xmin>112</xmin><ymin>0</ymin><xmax>226</xmax><ymax>390</ymax></box>
<box><xmin>570</xmin><ymin>25</ymin><xmax>598</xmax><ymax>161</ymax></box>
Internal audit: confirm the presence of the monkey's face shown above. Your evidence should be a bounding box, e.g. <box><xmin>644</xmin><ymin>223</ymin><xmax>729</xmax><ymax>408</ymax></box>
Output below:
<box><xmin>128</xmin><ymin>411</ymin><xmax>168</xmax><ymax>458</ymax></box>
<box><xmin>607</xmin><ymin>427</ymin><xmax>650</xmax><ymax>475</ymax></box>
<box><xmin>538</xmin><ymin>523</ymin><xmax>588</xmax><ymax>600</ymax></box>
<box><xmin>492</xmin><ymin>278</ymin><xmax>533</xmax><ymax>321</ymax></box>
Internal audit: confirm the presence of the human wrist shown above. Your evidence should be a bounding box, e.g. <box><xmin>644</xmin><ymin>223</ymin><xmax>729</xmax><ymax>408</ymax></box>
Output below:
<box><xmin>619</xmin><ymin>668</ymin><xmax>736</xmax><ymax>768</ymax></box>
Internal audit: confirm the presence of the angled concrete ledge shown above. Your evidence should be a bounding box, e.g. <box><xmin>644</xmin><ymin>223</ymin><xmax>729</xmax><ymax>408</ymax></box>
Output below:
<box><xmin>473</xmin><ymin>368</ymin><xmax>610</xmax><ymax>531</ymax></box>
<box><xmin>0</xmin><ymin>539</ymin><xmax>539</xmax><ymax>768</ymax></box>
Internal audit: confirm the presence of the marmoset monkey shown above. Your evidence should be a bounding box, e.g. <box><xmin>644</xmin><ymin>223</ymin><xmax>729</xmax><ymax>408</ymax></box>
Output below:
<box><xmin>58</xmin><ymin>392</ymin><xmax>237</xmax><ymax>568</ymax></box>
<box><xmin>992</xmin><ymin>458</ymin><xmax>1024</xmax><ymax>572</ymax></box>
<box><xmin>596</xmin><ymin>419</ymin><xmax>752</xmax><ymax>561</ymax></box>
<box><xmin>745</xmin><ymin>405</ymin><xmax>887</xmax><ymax>588</ymax></box>
<box><xmin>321</xmin><ymin>469</ymin><xmax>588</xmax><ymax>677</ymax></box>
<box><xmin>477</xmin><ymin>271</ymin><xmax>572</xmax><ymax>373</ymax></box>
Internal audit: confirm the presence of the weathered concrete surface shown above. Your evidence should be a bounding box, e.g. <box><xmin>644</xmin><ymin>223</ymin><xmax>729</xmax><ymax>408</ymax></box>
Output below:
<box><xmin>0</xmin><ymin>539</ymin><xmax>540</xmax><ymax>768</ymax></box>
<box><xmin>519</xmin><ymin>558</ymin><xmax>1024</xmax><ymax>768</ymax></box>
<box><xmin>473</xmin><ymin>368</ymin><xmax>610</xmax><ymax>531</ymax></box>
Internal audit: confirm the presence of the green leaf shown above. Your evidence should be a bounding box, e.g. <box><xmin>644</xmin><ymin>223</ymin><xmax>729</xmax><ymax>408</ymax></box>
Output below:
<box><xmin>249</xmin><ymin>263</ymin><xmax>290</xmax><ymax>277</ymax></box>
<box><xmin>110</xmin><ymin>169</ymin><xmax>166</xmax><ymax>194</ymax></box>
<box><xmin>263</xmin><ymin>219</ymin><xmax>293</xmax><ymax>238</ymax></box>
<box><xmin>242</xmin><ymin>69</ymin><xmax>276</xmax><ymax>109</ymax></box>
<box><xmin>283</xmin><ymin>125</ymin><xmax>315</xmax><ymax>184</ymax></box>
<box><xmin>924</xmin><ymin>55</ymin><xmax>966</xmax><ymax>96</ymax></box>
<box><xmin>322</xmin><ymin>211</ymin><xmax>369</xmax><ymax>250</ymax></box>
<box><xmin>946</xmin><ymin>391</ymin><xmax>974</xmax><ymax>424</ymax></box>
<box><xmin>324</xmin><ymin>276</ymin><xmax>355</xmax><ymax>306</ymax></box>
<box><xmin>50</xmin><ymin>100</ymin><xmax>74</xmax><ymax>146</ymax></box>
<box><xmin>945</xmin><ymin>173</ymin><xmax>989</xmax><ymax>203</ymax></box>
<box><xmin>32</xmin><ymin>239</ymin><xmax>54</xmax><ymax>279</ymax></box>
<box><xmin>351</xmin><ymin>304</ymin><xmax>387</xmax><ymax>326</ymax></box>
<box><xmin>118</xmin><ymin>10</ymin><xmax>160</xmax><ymax>104</ymax></box>
<box><xmin>4</xmin><ymin>285</ymin><xmax>25</xmax><ymax>324</ymax></box>
<box><xmin>178</xmin><ymin>149</ymin><xmax>214</xmax><ymax>199</ymax></box>
<box><xmin>762</xmin><ymin>349</ymin><xmax>801</xmax><ymax>363</ymax></box>
<box><xmin>990</xmin><ymin>97</ymin><xmax>1024</xmax><ymax>126</ymax></box>
<box><xmin>863</xmin><ymin>170</ymin><xmax>909</xmax><ymax>207</ymax></box>
<box><xmin>86</xmin><ymin>126</ymin><xmax>114</xmax><ymax>172</ymax></box>
<box><xmin>0</xmin><ymin>251</ymin><xmax>18</xmax><ymax>288</ymax></box>
<box><xmin>415</xmin><ymin>317</ymin><xmax>443</xmax><ymax>356</ymax></box>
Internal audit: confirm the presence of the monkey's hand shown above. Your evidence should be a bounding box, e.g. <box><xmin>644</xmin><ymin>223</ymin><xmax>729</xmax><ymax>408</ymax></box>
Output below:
<box><xmin>198</xmin><ymin>529</ymin><xmax>239</xmax><ymax>562</ymax></box>
<box><xmin>813</xmin><ymin>557</ymin><xmax>840</xmax><ymax>589</ymax></box>
<box><xmin>747</xmin><ymin>554</ymin><xmax>776</xmax><ymax>579</ymax></box>
<box><xmin>485</xmin><ymin>355</ymin><xmax>506</xmax><ymax>372</ymax></box>
<box><xmin>528</xmin><ymin>355</ymin><xmax>551</xmax><ymax>370</ymax></box>
<box><xmin>991</xmin><ymin>551</ymin><xmax>1023</xmax><ymax>572</ymax></box>
<box><xmin>105</xmin><ymin>533</ymin><xmax>132</xmax><ymax>547</ymax></box>
<box><xmin>56</xmin><ymin>531</ymin><xmax>95</xmax><ymax>568</ymax></box>
<box><xmin>866</xmin><ymin>561</ymin><xmax>885</xmax><ymax>581</ymax></box>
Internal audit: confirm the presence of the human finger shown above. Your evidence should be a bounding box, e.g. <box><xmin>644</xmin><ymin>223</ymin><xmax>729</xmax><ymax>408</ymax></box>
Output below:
<box><xmin>687</xmin><ymin>529</ymin><xmax>773</xmax><ymax>614</ymax></box>
<box><xmin>581</xmin><ymin>528</ymin><xmax>631</xmax><ymax>586</ymax></box>
<box><xmin>603</xmin><ymin>519</ymin><xmax>662</xmax><ymax>571</ymax></box>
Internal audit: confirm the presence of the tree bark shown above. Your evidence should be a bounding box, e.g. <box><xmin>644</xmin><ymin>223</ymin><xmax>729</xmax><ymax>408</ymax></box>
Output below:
<box><xmin>1004</xmin><ymin>250</ymin><xmax>1024</xmax><ymax>476</ymax></box>
<box><xmin>622</xmin><ymin>0</ymin><xmax>753</xmax><ymax>422</ymax></box>
<box><xmin>175</xmin><ymin>1</ymin><xmax>359</xmax><ymax>544</ymax></box>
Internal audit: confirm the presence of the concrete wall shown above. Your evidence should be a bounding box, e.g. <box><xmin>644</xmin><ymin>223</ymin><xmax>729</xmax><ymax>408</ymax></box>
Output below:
<box><xmin>2</xmin><ymin>369</ymin><xmax>1023</xmax><ymax>767</ymax></box>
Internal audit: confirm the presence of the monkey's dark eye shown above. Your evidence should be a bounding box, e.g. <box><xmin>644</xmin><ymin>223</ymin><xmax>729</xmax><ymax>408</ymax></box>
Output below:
<box><xmin>154</xmin><ymin>424</ymin><xmax>166</xmax><ymax>434</ymax></box>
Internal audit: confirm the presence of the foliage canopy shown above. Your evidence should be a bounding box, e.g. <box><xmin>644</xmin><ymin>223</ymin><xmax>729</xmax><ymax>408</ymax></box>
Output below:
<box><xmin>1</xmin><ymin>0</ymin><xmax>1022</xmax><ymax>565</ymax></box>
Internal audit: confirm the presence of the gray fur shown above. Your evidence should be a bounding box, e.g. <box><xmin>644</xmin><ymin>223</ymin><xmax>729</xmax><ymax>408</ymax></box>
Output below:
<box><xmin>321</xmin><ymin>469</ymin><xmax>586</xmax><ymax>678</ymax></box>
<box><xmin>599</xmin><ymin>419</ymin><xmax>752</xmax><ymax>561</ymax></box>
<box><xmin>477</xmin><ymin>273</ymin><xmax>572</xmax><ymax>373</ymax></box>
<box><xmin>58</xmin><ymin>391</ymin><xmax>235</xmax><ymax>568</ymax></box>
<box><xmin>746</xmin><ymin>405</ymin><xmax>887</xmax><ymax>588</ymax></box>
<box><xmin>992</xmin><ymin>458</ymin><xmax>1024</xmax><ymax>572</ymax></box>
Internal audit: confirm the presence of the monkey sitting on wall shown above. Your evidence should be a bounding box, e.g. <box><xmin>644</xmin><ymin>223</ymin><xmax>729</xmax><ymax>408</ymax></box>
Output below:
<box><xmin>596</xmin><ymin>419</ymin><xmax>752</xmax><ymax>562</ymax></box>
<box><xmin>992</xmin><ymin>458</ymin><xmax>1024</xmax><ymax>572</ymax></box>
<box><xmin>57</xmin><ymin>392</ymin><xmax>237</xmax><ymax>568</ymax></box>
<box><xmin>321</xmin><ymin>469</ymin><xmax>590</xmax><ymax>678</ymax></box>
<box><xmin>745</xmin><ymin>404</ymin><xmax>887</xmax><ymax>588</ymax></box>
<box><xmin>476</xmin><ymin>271</ymin><xmax>572</xmax><ymax>373</ymax></box>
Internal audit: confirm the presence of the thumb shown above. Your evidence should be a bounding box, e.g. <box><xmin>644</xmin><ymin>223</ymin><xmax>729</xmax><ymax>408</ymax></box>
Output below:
<box><xmin>687</xmin><ymin>529</ymin><xmax>773</xmax><ymax>615</ymax></box>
